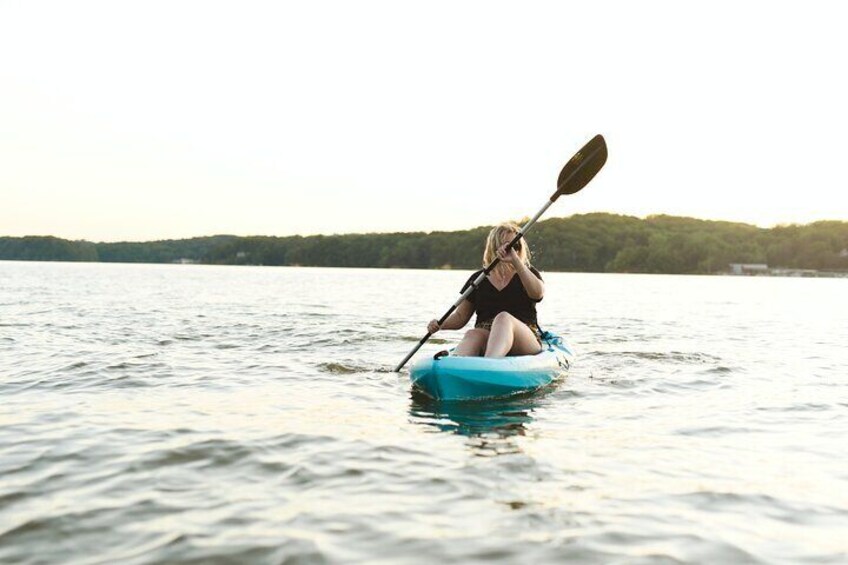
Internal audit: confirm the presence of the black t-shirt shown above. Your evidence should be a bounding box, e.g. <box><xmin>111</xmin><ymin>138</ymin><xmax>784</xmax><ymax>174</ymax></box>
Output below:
<box><xmin>460</xmin><ymin>266</ymin><xmax>543</xmax><ymax>326</ymax></box>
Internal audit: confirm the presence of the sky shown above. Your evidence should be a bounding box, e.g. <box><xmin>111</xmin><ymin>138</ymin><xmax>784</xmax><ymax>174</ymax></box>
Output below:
<box><xmin>1</xmin><ymin>0</ymin><xmax>847</xmax><ymax>242</ymax></box>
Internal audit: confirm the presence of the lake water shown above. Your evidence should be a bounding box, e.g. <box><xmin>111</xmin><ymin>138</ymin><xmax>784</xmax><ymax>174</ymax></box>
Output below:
<box><xmin>1</xmin><ymin>261</ymin><xmax>846</xmax><ymax>564</ymax></box>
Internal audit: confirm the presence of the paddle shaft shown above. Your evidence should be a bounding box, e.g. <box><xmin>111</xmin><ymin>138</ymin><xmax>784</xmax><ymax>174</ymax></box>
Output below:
<box><xmin>393</xmin><ymin>192</ymin><xmax>557</xmax><ymax>372</ymax></box>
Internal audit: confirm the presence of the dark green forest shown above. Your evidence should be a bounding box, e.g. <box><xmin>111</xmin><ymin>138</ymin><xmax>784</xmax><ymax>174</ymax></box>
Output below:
<box><xmin>2</xmin><ymin>214</ymin><xmax>847</xmax><ymax>274</ymax></box>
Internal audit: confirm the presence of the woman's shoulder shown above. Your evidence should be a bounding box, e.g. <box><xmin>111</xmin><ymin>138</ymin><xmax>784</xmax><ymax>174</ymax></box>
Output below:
<box><xmin>460</xmin><ymin>269</ymin><xmax>485</xmax><ymax>292</ymax></box>
<box><xmin>465</xmin><ymin>268</ymin><xmax>485</xmax><ymax>283</ymax></box>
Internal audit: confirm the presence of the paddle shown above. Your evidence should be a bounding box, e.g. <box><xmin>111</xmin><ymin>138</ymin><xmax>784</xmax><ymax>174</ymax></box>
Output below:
<box><xmin>394</xmin><ymin>134</ymin><xmax>608</xmax><ymax>373</ymax></box>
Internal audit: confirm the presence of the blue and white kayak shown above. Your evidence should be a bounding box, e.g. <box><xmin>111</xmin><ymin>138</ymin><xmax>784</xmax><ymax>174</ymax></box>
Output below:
<box><xmin>409</xmin><ymin>332</ymin><xmax>574</xmax><ymax>401</ymax></box>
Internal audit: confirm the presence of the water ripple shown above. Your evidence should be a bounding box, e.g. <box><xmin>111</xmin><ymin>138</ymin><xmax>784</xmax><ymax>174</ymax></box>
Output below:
<box><xmin>1</xmin><ymin>264</ymin><xmax>846</xmax><ymax>564</ymax></box>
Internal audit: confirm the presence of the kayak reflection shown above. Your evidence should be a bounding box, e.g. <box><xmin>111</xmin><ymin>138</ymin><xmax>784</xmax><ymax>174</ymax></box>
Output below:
<box><xmin>409</xmin><ymin>389</ymin><xmax>548</xmax><ymax>456</ymax></box>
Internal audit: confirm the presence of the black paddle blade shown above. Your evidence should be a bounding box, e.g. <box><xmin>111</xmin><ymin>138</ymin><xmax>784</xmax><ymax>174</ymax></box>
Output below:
<box><xmin>555</xmin><ymin>134</ymin><xmax>607</xmax><ymax>198</ymax></box>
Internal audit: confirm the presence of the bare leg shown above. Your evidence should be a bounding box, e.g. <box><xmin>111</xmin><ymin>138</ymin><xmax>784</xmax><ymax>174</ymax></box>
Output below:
<box><xmin>484</xmin><ymin>312</ymin><xmax>542</xmax><ymax>358</ymax></box>
<box><xmin>453</xmin><ymin>328</ymin><xmax>490</xmax><ymax>357</ymax></box>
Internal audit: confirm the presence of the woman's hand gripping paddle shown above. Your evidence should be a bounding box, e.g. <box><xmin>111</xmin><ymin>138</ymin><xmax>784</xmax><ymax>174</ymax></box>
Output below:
<box><xmin>394</xmin><ymin>135</ymin><xmax>608</xmax><ymax>372</ymax></box>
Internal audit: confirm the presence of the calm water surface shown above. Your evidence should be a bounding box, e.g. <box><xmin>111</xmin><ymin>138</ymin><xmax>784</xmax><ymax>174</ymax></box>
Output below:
<box><xmin>1</xmin><ymin>262</ymin><xmax>846</xmax><ymax>564</ymax></box>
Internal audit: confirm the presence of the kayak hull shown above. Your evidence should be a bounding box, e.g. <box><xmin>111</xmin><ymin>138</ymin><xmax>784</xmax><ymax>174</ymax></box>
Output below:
<box><xmin>409</xmin><ymin>333</ymin><xmax>573</xmax><ymax>401</ymax></box>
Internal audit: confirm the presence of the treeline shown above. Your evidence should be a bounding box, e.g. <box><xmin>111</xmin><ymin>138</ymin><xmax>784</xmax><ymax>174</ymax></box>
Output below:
<box><xmin>96</xmin><ymin>235</ymin><xmax>238</xmax><ymax>263</ymax></box>
<box><xmin>0</xmin><ymin>235</ymin><xmax>237</xmax><ymax>264</ymax></box>
<box><xmin>2</xmin><ymin>214</ymin><xmax>847</xmax><ymax>274</ymax></box>
<box><xmin>0</xmin><ymin>236</ymin><xmax>99</xmax><ymax>262</ymax></box>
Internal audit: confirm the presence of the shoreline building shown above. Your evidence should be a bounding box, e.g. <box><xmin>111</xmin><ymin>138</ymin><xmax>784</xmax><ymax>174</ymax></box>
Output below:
<box><xmin>729</xmin><ymin>263</ymin><xmax>769</xmax><ymax>275</ymax></box>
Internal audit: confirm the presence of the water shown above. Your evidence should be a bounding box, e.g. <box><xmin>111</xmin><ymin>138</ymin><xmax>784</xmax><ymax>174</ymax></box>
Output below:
<box><xmin>1</xmin><ymin>261</ymin><xmax>846</xmax><ymax>564</ymax></box>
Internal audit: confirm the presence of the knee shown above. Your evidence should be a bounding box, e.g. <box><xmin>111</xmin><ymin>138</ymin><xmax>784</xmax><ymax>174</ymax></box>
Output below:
<box><xmin>492</xmin><ymin>311</ymin><xmax>515</xmax><ymax>326</ymax></box>
<box><xmin>464</xmin><ymin>328</ymin><xmax>488</xmax><ymax>339</ymax></box>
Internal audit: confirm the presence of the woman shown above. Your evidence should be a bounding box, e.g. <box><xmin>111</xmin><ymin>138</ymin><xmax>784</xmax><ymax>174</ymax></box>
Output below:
<box><xmin>427</xmin><ymin>223</ymin><xmax>544</xmax><ymax>357</ymax></box>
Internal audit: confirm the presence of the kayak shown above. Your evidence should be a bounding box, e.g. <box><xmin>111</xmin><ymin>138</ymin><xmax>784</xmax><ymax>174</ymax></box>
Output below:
<box><xmin>409</xmin><ymin>332</ymin><xmax>574</xmax><ymax>401</ymax></box>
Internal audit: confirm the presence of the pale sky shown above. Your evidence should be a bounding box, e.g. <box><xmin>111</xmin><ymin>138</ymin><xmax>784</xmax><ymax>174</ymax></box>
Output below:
<box><xmin>2</xmin><ymin>0</ymin><xmax>846</xmax><ymax>242</ymax></box>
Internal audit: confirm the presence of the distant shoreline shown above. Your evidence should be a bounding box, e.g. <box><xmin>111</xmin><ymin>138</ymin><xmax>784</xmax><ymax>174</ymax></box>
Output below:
<box><xmin>2</xmin><ymin>213</ymin><xmax>847</xmax><ymax>276</ymax></box>
<box><xmin>4</xmin><ymin>259</ymin><xmax>848</xmax><ymax>279</ymax></box>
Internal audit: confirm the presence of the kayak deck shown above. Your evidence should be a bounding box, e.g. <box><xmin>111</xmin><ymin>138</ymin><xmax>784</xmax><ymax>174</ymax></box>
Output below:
<box><xmin>409</xmin><ymin>332</ymin><xmax>573</xmax><ymax>401</ymax></box>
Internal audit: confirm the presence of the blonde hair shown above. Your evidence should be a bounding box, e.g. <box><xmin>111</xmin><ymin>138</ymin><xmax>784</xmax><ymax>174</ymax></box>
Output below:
<box><xmin>483</xmin><ymin>222</ymin><xmax>531</xmax><ymax>270</ymax></box>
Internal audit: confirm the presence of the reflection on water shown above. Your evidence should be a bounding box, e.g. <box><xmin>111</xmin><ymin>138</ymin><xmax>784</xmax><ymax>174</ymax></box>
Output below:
<box><xmin>409</xmin><ymin>389</ymin><xmax>549</xmax><ymax>456</ymax></box>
